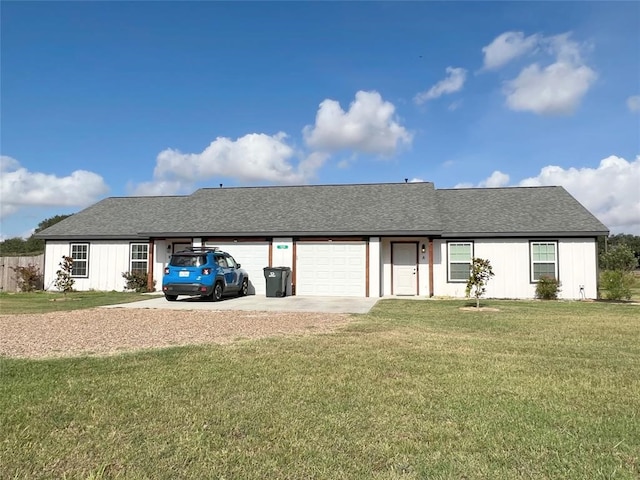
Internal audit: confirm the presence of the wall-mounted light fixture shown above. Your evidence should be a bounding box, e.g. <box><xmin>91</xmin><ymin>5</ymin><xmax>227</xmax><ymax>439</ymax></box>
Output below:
<box><xmin>167</xmin><ymin>244</ymin><xmax>172</xmax><ymax>252</ymax></box>
<box><xmin>421</xmin><ymin>243</ymin><xmax>426</xmax><ymax>254</ymax></box>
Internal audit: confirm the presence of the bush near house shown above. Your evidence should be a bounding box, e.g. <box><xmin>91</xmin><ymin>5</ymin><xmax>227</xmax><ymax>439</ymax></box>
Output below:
<box><xmin>122</xmin><ymin>271</ymin><xmax>156</xmax><ymax>293</ymax></box>
<box><xmin>535</xmin><ymin>275</ymin><xmax>561</xmax><ymax>300</ymax></box>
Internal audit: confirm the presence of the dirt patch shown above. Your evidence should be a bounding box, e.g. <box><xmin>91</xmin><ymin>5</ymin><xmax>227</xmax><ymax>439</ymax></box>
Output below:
<box><xmin>459</xmin><ymin>307</ymin><xmax>501</xmax><ymax>312</ymax></box>
<box><xmin>0</xmin><ymin>308</ymin><xmax>353</xmax><ymax>359</ymax></box>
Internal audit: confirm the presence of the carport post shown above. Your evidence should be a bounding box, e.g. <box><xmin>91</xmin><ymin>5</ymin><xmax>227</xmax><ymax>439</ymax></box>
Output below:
<box><xmin>147</xmin><ymin>239</ymin><xmax>155</xmax><ymax>292</ymax></box>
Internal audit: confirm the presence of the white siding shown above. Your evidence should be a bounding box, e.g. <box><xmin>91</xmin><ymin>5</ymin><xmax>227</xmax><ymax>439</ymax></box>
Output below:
<box><xmin>368</xmin><ymin>237</ymin><xmax>381</xmax><ymax>297</ymax></box>
<box><xmin>432</xmin><ymin>238</ymin><xmax>599</xmax><ymax>299</ymax></box>
<box><xmin>44</xmin><ymin>240</ymin><xmax>134</xmax><ymax>292</ymax></box>
<box><xmin>558</xmin><ymin>238</ymin><xmax>598</xmax><ymax>299</ymax></box>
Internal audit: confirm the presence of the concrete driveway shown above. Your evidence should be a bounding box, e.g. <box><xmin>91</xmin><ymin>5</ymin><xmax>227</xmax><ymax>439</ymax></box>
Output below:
<box><xmin>105</xmin><ymin>294</ymin><xmax>379</xmax><ymax>314</ymax></box>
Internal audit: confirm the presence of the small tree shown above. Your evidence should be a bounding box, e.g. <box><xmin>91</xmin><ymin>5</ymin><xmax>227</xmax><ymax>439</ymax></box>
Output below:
<box><xmin>54</xmin><ymin>256</ymin><xmax>75</xmax><ymax>294</ymax></box>
<box><xmin>10</xmin><ymin>264</ymin><xmax>44</xmax><ymax>292</ymax></box>
<box><xmin>465</xmin><ymin>258</ymin><xmax>495</xmax><ymax>309</ymax></box>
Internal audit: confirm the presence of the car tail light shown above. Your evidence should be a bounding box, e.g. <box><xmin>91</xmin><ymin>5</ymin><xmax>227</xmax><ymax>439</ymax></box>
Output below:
<box><xmin>200</xmin><ymin>286</ymin><xmax>208</xmax><ymax>292</ymax></box>
<box><xmin>164</xmin><ymin>267</ymin><xmax>170</xmax><ymax>274</ymax></box>
<box><xmin>202</xmin><ymin>268</ymin><xmax>211</xmax><ymax>275</ymax></box>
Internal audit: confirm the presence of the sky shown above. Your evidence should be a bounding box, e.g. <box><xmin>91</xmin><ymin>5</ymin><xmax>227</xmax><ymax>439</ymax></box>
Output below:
<box><xmin>1</xmin><ymin>1</ymin><xmax>639</xmax><ymax>239</ymax></box>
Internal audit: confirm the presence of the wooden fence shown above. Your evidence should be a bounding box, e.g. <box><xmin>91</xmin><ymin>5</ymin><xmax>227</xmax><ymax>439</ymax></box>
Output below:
<box><xmin>0</xmin><ymin>254</ymin><xmax>45</xmax><ymax>292</ymax></box>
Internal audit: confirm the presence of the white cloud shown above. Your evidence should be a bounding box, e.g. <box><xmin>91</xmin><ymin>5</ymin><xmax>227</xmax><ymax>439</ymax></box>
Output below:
<box><xmin>481</xmin><ymin>170</ymin><xmax>510</xmax><ymax>188</ymax></box>
<box><xmin>0</xmin><ymin>156</ymin><xmax>109</xmax><ymax>218</ymax></box>
<box><xmin>414</xmin><ymin>67</ymin><xmax>467</xmax><ymax>105</ymax></box>
<box><xmin>409</xmin><ymin>178</ymin><xmax>425</xmax><ymax>183</ymax></box>
<box><xmin>132</xmin><ymin>133</ymin><xmax>331</xmax><ymax>195</ymax></box>
<box><xmin>502</xmin><ymin>33</ymin><xmax>596</xmax><ymax>116</ymax></box>
<box><xmin>627</xmin><ymin>95</ymin><xmax>640</xmax><ymax>113</ymax></box>
<box><xmin>303</xmin><ymin>90</ymin><xmax>413</xmax><ymax>155</ymax></box>
<box><xmin>519</xmin><ymin>155</ymin><xmax>640</xmax><ymax>233</ymax></box>
<box><xmin>482</xmin><ymin>31</ymin><xmax>540</xmax><ymax>70</ymax></box>
<box><xmin>461</xmin><ymin>155</ymin><xmax>640</xmax><ymax>234</ymax></box>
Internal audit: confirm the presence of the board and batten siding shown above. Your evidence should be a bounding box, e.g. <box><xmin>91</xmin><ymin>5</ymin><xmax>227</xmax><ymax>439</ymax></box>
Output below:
<box><xmin>432</xmin><ymin>238</ymin><xmax>598</xmax><ymax>300</ymax></box>
<box><xmin>44</xmin><ymin>240</ymin><xmax>137</xmax><ymax>292</ymax></box>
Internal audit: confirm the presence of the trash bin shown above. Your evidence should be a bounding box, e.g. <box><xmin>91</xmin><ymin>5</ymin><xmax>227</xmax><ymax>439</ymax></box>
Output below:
<box><xmin>263</xmin><ymin>267</ymin><xmax>291</xmax><ymax>297</ymax></box>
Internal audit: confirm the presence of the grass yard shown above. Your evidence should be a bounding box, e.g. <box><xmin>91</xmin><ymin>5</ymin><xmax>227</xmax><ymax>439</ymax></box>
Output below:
<box><xmin>1</xmin><ymin>299</ymin><xmax>639</xmax><ymax>479</ymax></box>
<box><xmin>0</xmin><ymin>291</ymin><xmax>150</xmax><ymax>314</ymax></box>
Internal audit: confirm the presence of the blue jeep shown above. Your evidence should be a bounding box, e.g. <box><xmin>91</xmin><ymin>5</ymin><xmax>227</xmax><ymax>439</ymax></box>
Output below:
<box><xmin>162</xmin><ymin>247</ymin><xmax>249</xmax><ymax>302</ymax></box>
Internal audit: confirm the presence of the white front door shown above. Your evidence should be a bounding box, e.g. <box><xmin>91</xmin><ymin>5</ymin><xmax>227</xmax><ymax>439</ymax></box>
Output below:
<box><xmin>393</xmin><ymin>243</ymin><xmax>418</xmax><ymax>295</ymax></box>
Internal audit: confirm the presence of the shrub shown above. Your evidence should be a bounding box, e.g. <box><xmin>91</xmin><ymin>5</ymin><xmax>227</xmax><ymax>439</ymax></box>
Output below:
<box><xmin>600</xmin><ymin>270</ymin><xmax>634</xmax><ymax>301</ymax></box>
<box><xmin>54</xmin><ymin>256</ymin><xmax>75</xmax><ymax>293</ymax></box>
<box><xmin>535</xmin><ymin>275</ymin><xmax>561</xmax><ymax>300</ymax></box>
<box><xmin>10</xmin><ymin>264</ymin><xmax>44</xmax><ymax>292</ymax></box>
<box><xmin>122</xmin><ymin>271</ymin><xmax>156</xmax><ymax>293</ymax></box>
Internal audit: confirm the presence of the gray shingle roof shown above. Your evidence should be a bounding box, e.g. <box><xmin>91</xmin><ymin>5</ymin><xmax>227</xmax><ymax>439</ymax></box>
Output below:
<box><xmin>35</xmin><ymin>183</ymin><xmax>609</xmax><ymax>240</ymax></box>
<box><xmin>437</xmin><ymin>186</ymin><xmax>609</xmax><ymax>236</ymax></box>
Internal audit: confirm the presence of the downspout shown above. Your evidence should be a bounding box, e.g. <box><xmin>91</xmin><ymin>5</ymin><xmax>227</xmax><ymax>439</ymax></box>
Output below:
<box><xmin>428</xmin><ymin>238</ymin><xmax>434</xmax><ymax>297</ymax></box>
<box><xmin>147</xmin><ymin>239</ymin><xmax>155</xmax><ymax>292</ymax></box>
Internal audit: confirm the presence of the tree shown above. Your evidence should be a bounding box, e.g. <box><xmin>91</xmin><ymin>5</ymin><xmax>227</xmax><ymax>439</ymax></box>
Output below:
<box><xmin>465</xmin><ymin>258</ymin><xmax>495</xmax><ymax>309</ymax></box>
<box><xmin>34</xmin><ymin>214</ymin><xmax>72</xmax><ymax>234</ymax></box>
<box><xmin>54</xmin><ymin>256</ymin><xmax>75</xmax><ymax>294</ymax></box>
<box><xmin>0</xmin><ymin>214</ymin><xmax>72</xmax><ymax>255</ymax></box>
<box><xmin>600</xmin><ymin>244</ymin><xmax>638</xmax><ymax>272</ymax></box>
<box><xmin>599</xmin><ymin>234</ymin><xmax>640</xmax><ymax>266</ymax></box>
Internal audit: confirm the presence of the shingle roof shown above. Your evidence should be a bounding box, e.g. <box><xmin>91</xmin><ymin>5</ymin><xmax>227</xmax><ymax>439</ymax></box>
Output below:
<box><xmin>35</xmin><ymin>182</ymin><xmax>609</xmax><ymax>240</ymax></box>
<box><xmin>437</xmin><ymin>186</ymin><xmax>609</xmax><ymax>236</ymax></box>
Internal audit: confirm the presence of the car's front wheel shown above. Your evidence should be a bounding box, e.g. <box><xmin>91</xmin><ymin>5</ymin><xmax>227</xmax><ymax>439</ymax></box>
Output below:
<box><xmin>212</xmin><ymin>282</ymin><xmax>223</xmax><ymax>301</ymax></box>
<box><xmin>239</xmin><ymin>278</ymin><xmax>248</xmax><ymax>297</ymax></box>
<box><xmin>165</xmin><ymin>294</ymin><xmax>178</xmax><ymax>302</ymax></box>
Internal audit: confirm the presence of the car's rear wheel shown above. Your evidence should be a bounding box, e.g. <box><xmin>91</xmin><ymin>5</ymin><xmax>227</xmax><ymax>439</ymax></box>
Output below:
<box><xmin>165</xmin><ymin>294</ymin><xmax>178</xmax><ymax>302</ymax></box>
<box><xmin>212</xmin><ymin>282</ymin><xmax>223</xmax><ymax>301</ymax></box>
<box><xmin>239</xmin><ymin>278</ymin><xmax>248</xmax><ymax>297</ymax></box>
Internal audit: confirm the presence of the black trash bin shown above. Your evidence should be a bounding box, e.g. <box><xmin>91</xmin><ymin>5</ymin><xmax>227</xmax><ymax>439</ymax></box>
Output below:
<box><xmin>263</xmin><ymin>267</ymin><xmax>291</xmax><ymax>297</ymax></box>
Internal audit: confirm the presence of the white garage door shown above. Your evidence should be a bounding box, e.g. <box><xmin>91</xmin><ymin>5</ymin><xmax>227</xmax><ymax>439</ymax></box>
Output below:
<box><xmin>296</xmin><ymin>242</ymin><xmax>367</xmax><ymax>297</ymax></box>
<box><xmin>205</xmin><ymin>242</ymin><xmax>270</xmax><ymax>295</ymax></box>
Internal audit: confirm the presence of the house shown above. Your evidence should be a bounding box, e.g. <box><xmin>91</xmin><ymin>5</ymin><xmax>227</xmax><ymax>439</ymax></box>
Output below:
<box><xmin>35</xmin><ymin>182</ymin><xmax>609</xmax><ymax>299</ymax></box>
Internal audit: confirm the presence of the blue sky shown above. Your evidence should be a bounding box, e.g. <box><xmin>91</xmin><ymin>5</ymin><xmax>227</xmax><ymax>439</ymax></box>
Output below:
<box><xmin>1</xmin><ymin>1</ymin><xmax>639</xmax><ymax>238</ymax></box>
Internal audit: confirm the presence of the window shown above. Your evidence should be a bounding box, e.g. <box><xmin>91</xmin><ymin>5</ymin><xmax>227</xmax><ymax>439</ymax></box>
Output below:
<box><xmin>70</xmin><ymin>243</ymin><xmax>89</xmax><ymax>277</ymax></box>
<box><xmin>130</xmin><ymin>243</ymin><xmax>149</xmax><ymax>274</ymax></box>
<box><xmin>531</xmin><ymin>241</ymin><xmax>558</xmax><ymax>282</ymax></box>
<box><xmin>216</xmin><ymin>256</ymin><xmax>228</xmax><ymax>268</ymax></box>
<box><xmin>225</xmin><ymin>255</ymin><xmax>237</xmax><ymax>268</ymax></box>
<box><xmin>448</xmin><ymin>242</ymin><xmax>473</xmax><ymax>282</ymax></box>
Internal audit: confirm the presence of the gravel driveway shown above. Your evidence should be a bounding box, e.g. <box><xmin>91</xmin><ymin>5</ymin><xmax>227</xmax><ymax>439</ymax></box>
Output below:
<box><xmin>0</xmin><ymin>308</ymin><xmax>353</xmax><ymax>359</ymax></box>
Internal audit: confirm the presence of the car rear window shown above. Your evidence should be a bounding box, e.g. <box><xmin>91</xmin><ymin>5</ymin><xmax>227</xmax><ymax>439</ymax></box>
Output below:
<box><xmin>170</xmin><ymin>254</ymin><xmax>207</xmax><ymax>267</ymax></box>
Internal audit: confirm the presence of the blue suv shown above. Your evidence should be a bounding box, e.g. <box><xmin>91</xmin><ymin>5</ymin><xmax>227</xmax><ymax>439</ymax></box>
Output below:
<box><xmin>162</xmin><ymin>247</ymin><xmax>249</xmax><ymax>302</ymax></box>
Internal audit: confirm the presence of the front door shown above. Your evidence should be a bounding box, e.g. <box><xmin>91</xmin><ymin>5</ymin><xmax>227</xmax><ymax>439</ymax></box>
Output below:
<box><xmin>392</xmin><ymin>243</ymin><xmax>418</xmax><ymax>295</ymax></box>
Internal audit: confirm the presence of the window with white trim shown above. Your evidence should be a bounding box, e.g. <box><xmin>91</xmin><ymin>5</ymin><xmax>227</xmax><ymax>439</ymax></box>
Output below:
<box><xmin>448</xmin><ymin>242</ymin><xmax>473</xmax><ymax>282</ymax></box>
<box><xmin>70</xmin><ymin>243</ymin><xmax>89</xmax><ymax>277</ymax></box>
<box><xmin>130</xmin><ymin>243</ymin><xmax>149</xmax><ymax>274</ymax></box>
<box><xmin>531</xmin><ymin>241</ymin><xmax>558</xmax><ymax>282</ymax></box>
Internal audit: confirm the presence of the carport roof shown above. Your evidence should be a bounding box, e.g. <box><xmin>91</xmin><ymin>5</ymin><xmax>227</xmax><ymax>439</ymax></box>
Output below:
<box><xmin>35</xmin><ymin>182</ymin><xmax>608</xmax><ymax>240</ymax></box>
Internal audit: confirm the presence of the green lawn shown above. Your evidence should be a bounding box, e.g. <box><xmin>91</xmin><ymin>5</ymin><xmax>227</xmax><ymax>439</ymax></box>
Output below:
<box><xmin>1</xmin><ymin>299</ymin><xmax>639</xmax><ymax>479</ymax></box>
<box><xmin>0</xmin><ymin>291</ymin><xmax>150</xmax><ymax>314</ymax></box>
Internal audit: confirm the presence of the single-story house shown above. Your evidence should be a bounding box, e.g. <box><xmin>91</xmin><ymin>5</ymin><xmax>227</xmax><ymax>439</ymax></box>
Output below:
<box><xmin>35</xmin><ymin>182</ymin><xmax>609</xmax><ymax>299</ymax></box>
